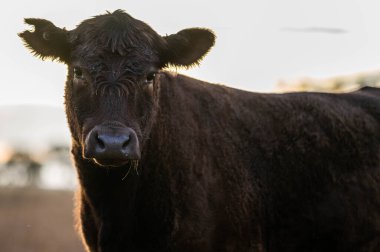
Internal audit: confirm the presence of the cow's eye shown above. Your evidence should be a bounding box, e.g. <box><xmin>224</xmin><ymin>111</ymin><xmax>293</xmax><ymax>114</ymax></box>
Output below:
<box><xmin>73</xmin><ymin>67</ymin><xmax>83</xmax><ymax>79</ymax></box>
<box><xmin>145</xmin><ymin>72</ymin><xmax>156</xmax><ymax>85</ymax></box>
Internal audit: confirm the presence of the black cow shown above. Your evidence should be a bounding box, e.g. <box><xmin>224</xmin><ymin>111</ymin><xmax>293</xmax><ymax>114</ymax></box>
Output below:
<box><xmin>20</xmin><ymin>10</ymin><xmax>380</xmax><ymax>252</ymax></box>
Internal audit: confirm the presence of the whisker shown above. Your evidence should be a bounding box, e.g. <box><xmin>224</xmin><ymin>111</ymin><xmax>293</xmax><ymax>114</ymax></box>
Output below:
<box><xmin>122</xmin><ymin>162</ymin><xmax>133</xmax><ymax>180</ymax></box>
<box><xmin>134</xmin><ymin>160</ymin><xmax>140</xmax><ymax>176</ymax></box>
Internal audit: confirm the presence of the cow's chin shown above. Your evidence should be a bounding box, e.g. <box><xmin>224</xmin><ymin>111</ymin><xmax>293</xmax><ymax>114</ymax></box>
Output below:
<box><xmin>93</xmin><ymin>158</ymin><xmax>130</xmax><ymax>167</ymax></box>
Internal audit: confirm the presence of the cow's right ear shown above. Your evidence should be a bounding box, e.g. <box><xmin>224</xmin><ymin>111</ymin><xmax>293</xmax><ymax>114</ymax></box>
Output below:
<box><xmin>19</xmin><ymin>18</ymin><xmax>71</xmax><ymax>63</ymax></box>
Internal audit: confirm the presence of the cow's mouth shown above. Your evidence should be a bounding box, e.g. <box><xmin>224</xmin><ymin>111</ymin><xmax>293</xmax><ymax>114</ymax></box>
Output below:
<box><xmin>93</xmin><ymin>158</ymin><xmax>130</xmax><ymax>167</ymax></box>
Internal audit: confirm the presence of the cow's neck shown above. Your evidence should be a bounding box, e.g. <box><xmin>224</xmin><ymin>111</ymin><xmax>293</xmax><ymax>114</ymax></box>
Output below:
<box><xmin>73</xmin><ymin>147</ymin><xmax>141</xmax><ymax>230</ymax></box>
<box><xmin>72</xmin><ymin>144</ymin><xmax>173</xmax><ymax>247</ymax></box>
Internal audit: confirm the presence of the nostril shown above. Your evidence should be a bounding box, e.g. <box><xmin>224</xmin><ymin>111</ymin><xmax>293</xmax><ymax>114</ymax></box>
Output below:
<box><xmin>96</xmin><ymin>135</ymin><xmax>106</xmax><ymax>150</ymax></box>
<box><xmin>121</xmin><ymin>135</ymin><xmax>130</xmax><ymax>150</ymax></box>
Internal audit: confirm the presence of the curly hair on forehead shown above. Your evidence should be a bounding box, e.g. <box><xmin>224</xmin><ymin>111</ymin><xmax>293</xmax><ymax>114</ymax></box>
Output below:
<box><xmin>70</xmin><ymin>10</ymin><xmax>167</xmax><ymax>57</ymax></box>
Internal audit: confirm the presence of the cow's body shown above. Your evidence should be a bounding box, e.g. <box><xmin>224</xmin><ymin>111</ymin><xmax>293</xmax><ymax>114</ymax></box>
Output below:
<box><xmin>20</xmin><ymin>10</ymin><xmax>380</xmax><ymax>252</ymax></box>
<box><xmin>73</xmin><ymin>73</ymin><xmax>380</xmax><ymax>251</ymax></box>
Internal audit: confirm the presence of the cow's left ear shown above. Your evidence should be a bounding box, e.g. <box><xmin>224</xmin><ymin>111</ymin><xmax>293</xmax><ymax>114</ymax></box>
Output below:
<box><xmin>19</xmin><ymin>18</ymin><xmax>71</xmax><ymax>63</ymax></box>
<box><xmin>163</xmin><ymin>28</ymin><xmax>215</xmax><ymax>67</ymax></box>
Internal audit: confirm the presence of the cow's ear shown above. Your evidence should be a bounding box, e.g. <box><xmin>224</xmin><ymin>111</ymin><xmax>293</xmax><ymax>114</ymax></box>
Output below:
<box><xmin>163</xmin><ymin>28</ymin><xmax>215</xmax><ymax>67</ymax></box>
<box><xmin>19</xmin><ymin>18</ymin><xmax>71</xmax><ymax>63</ymax></box>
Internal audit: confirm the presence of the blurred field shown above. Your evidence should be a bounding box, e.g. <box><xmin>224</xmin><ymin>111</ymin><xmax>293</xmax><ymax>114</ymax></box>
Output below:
<box><xmin>0</xmin><ymin>187</ymin><xmax>84</xmax><ymax>252</ymax></box>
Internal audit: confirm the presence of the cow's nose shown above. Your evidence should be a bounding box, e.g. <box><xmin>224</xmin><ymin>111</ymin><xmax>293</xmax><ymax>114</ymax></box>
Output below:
<box><xmin>96</xmin><ymin>133</ymin><xmax>130</xmax><ymax>154</ymax></box>
<box><xmin>84</xmin><ymin>124</ymin><xmax>140</xmax><ymax>166</ymax></box>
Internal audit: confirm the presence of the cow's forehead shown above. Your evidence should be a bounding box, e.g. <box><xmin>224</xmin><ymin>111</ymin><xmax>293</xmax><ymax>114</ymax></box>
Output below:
<box><xmin>69</xmin><ymin>10</ymin><xmax>166</xmax><ymax>59</ymax></box>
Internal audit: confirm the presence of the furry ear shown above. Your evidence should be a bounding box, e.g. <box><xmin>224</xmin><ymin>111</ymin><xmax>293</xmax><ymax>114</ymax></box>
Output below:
<box><xmin>19</xmin><ymin>18</ymin><xmax>71</xmax><ymax>62</ymax></box>
<box><xmin>163</xmin><ymin>28</ymin><xmax>215</xmax><ymax>67</ymax></box>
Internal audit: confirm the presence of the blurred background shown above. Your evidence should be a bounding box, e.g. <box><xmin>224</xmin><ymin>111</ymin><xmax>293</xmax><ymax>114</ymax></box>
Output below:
<box><xmin>2</xmin><ymin>0</ymin><xmax>380</xmax><ymax>251</ymax></box>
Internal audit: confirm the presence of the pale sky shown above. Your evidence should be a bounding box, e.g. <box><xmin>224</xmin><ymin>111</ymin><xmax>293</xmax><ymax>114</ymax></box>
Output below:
<box><xmin>2</xmin><ymin>0</ymin><xmax>380</xmax><ymax>106</ymax></box>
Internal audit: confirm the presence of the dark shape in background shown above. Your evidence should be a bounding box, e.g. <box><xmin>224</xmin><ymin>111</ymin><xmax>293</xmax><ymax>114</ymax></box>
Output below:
<box><xmin>281</xmin><ymin>26</ymin><xmax>348</xmax><ymax>34</ymax></box>
<box><xmin>4</xmin><ymin>152</ymin><xmax>42</xmax><ymax>187</ymax></box>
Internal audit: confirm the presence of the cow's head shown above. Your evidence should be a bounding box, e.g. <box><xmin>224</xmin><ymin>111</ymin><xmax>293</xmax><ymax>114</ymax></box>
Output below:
<box><xmin>19</xmin><ymin>10</ymin><xmax>215</xmax><ymax>167</ymax></box>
